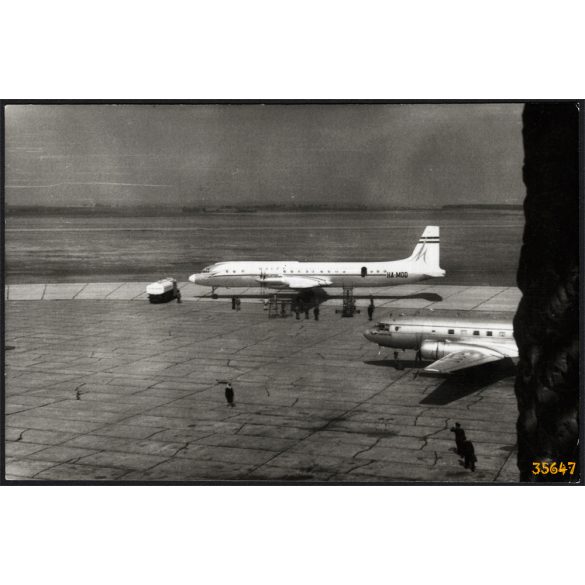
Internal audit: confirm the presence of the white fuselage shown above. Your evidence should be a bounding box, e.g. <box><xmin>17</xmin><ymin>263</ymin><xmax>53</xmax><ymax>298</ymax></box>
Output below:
<box><xmin>190</xmin><ymin>259</ymin><xmax>443</xmax><ymax>290</ymax></box>
<box><xmin>189</xmin><ymin>225</ymin><xmax>445</xmax><ymax>291</ymax></box>
<box><xmin>364</xmin><ymin>314</ymin><xmax>518</xmax><ymax>357</ymax></box>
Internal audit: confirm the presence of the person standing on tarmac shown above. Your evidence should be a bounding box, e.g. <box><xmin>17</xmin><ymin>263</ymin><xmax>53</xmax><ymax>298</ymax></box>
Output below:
<box><xmin>231</xmin><ymin>296</ymin><xmax>236</xmax><ymax>310</ymax></box>
<box><xmin>462</xmin><ymin>439</ymin><xmax>477</xmax><ymax>471</ymax></box>
<box><xmin>172</xmin><ymin>280</ymin><xmax>181</xmax><ymax>303</ymax></box>
<box><xmin>313</xmin><ymin>305</ymin><xmax>320</xmax><ymax>321</ymax></box>
<box><xmin>367</xmin><ymin>301</ymin><xmax>375</xmax><ymax>321</ymax></box>
<box><xmin>225</xmin><ymin>382</ymin><xmax>235</xmax><ymax>407</ymax></box>
<box><xmin>450</xmin><ymin>422</ymin><xmax>467</xmax><ymax>456</ymax></box>
<box><xmin>235</xmin><ymin>297</ymin><xmax>241</xmax><ymax>311</ymax></box>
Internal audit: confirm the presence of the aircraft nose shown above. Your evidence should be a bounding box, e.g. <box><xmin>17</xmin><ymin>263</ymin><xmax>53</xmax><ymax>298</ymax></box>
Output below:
<box><xmin>189</xmin><ymin>274</ymin><xmax>198</xmax><ymax>284</ymax></box>
<box><xmin>363</xmin><ymin>330</ymin><xmax>377</xmax><ymax>342</ymax></box>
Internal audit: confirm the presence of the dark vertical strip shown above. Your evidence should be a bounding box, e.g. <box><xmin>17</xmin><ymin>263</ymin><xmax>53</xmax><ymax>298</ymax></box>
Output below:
<box><xmin>514</xmin><ymin>102</ymin><xmax>581</xmax><ymax>482</ymax></box>
<box><xmin>1</xmin><ymin>101</ymin><xmax>6</xmax><ymax>483</ymax></box>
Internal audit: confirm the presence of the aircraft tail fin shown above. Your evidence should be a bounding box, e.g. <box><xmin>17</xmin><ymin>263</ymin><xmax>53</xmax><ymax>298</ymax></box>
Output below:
<box><xmin>408</xmin><ymin>226</ymin><xmax>444</xmax><ymax>276</ymax></box>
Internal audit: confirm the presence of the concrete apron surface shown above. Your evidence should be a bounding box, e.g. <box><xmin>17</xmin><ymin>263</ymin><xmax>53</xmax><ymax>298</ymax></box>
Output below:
<box><xmin>4</xmin><ymin>283</ymin><xmax>521</xmax><ymax>482</ymax></box>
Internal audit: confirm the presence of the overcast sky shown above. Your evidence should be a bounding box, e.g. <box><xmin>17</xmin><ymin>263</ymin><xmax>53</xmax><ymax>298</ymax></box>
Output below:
<box><xmin>5</xmin><ymin>103</ymin><xmax>525</xmax><ymax>207</ymax></box>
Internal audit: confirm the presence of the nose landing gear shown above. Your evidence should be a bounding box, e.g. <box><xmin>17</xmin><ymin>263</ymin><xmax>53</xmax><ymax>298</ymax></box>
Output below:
<box><xmin>394</xmin><ymin>350</ymin><xmax>404</xmax><ymax>370</ymax></box>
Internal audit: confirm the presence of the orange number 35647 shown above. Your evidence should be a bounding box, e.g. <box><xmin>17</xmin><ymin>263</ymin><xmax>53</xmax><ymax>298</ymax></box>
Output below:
<box><xmin>531</xmin><ymin>462</ymin><xmax>576</xmax><ymax>475</ymax></box>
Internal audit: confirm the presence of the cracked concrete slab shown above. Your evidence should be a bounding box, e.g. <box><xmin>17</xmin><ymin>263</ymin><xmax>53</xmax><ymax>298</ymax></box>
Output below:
<box><xmin>4</xmin><ymin>293</ymin><xmax>520</xmax><ymax>482</ymax></box>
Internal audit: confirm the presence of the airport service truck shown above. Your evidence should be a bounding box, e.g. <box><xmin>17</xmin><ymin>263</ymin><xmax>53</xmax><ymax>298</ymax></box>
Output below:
<box><xmin>146</xmin><ymin>278</ymin><xmax>181</xmax><ymax>303</ymax></box>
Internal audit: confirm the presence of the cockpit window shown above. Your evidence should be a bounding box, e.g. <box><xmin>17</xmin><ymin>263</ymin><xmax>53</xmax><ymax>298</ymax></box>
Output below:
<box><xmin>202</xmin><ymin>267</ymin><xmax>211</xmax><ymax>273</ymax></box>
<box><xmin>377</xmin><ymin>323</ymin><xmax>390</xmax><ymax>331</ymax></box>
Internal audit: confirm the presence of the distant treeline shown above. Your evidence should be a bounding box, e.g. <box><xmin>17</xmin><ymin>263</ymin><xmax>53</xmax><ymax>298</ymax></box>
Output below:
<box><xmin>442</xmin><ymin>204</ymin><xmax>523</xmax><ymax>210</ymax></box>
<box><xmin>7</xmin><ymin>203</ymin><xmax>434</xmax><ymax>215</ymax></box>
<box><xmin>6</xmin><ymin>203</ymin><xmax>522</xmax><ymax>216</ymax></box>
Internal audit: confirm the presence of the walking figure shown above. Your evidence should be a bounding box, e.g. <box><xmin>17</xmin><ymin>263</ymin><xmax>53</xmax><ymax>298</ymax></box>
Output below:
<box><xmin>313</xmin><ymin>306</ymin><xmax>320</xmax><ymax>321</ymax></box>
<box><xmin>462</xmin><ymin>439</ymin><xmax>477</xmax><ymax>471</ymax></box>
<box><xmin>225</xmin><ymin>382</ymin><xmax>235</xmax><ymax>407</ymax></box>
<box><xmin>231</xmin><ymin>296</ymin><xmax>236</xmax><ymax>310</ymax></box>
<box><xmin>235</xmin><ymin>297</ymin><xmax>241</xmax><ymax>311</ymax></box>
<box><xmin>367</xmin><ymin>303</ymin><xmax>375</xmax><ymax>321</ymax></box>
<box><xmin>304</xmin><ymin>306</ymin><xmax>310</xmax><ymax>319</ymax></box>
<box><xmin>172</xmin><ymin>280</ymin><xmax>182</xmax><ymax>303</ymax></box>
<box><xmin>450</xmin><ymin>422</ymin><xmax>467</xmax><ymax>456</ymax></box>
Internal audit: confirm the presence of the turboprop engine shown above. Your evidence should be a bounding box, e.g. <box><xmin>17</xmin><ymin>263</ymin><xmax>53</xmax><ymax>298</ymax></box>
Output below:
<box><xmin>419</xmin><ymin>340</ymin><xmax>480</xmax><ymax>361</ymax></box>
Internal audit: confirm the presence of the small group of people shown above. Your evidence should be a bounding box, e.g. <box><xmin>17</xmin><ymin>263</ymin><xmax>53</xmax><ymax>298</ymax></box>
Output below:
<box><xmin>231</xmin><ymin>296</ymin><xmax>241</xmax><ymax>311</ymax></box>
<box><xmin>263</xmin><ymin>298</ymin><xmax>319</xmax><ymax>320</ymax></box>
<box><xmin>293</xmin><ymin>302</ymin><xmax>320</xmax><ymax>320</ymax></box>
<box><xmin>293</xmin><ymin>300</ymin><xmax>309</xmax><ymax>320</ymax></box>
<box><xmin>450</xmin><ymin>422</ymin><xmax>477</xmax><ymax>472</ymax></box>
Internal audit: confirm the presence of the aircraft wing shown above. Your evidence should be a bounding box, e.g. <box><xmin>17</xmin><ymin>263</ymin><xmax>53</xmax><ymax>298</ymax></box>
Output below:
<box><xmin>256</xmin><ymin>276</ymin><xmax>332</xmax><ymax>289</ymax></box>
<box><xmin>423</xmin><ymin>348</ymin><xmax>505</xmax><ymax>374</ymax></box>
<box><xmin>286</xmin><ymin>276</ymin><xmax>333</xmax><ymax>289</ymax></box>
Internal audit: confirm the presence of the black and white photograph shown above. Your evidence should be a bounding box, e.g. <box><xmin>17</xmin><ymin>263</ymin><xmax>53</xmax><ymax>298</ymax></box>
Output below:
<box><xmin>2</xmin><ymin>100</ymin><xmax>581</xmax><ymax>484</ymax></box>
<box><xmin>4</xmin><ymin>4</ymin><xmax>585</xmax><ymax>584</ymax></box>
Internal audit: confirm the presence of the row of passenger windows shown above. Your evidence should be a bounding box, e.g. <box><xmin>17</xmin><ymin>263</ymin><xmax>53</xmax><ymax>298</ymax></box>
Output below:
<box><xmin>223</xmin><ymin>268</ymin><xmax>383</xmax><ymax>274</ymax></box>
<box><xmin>217</xmin><ymin>266</ymin><xmax>386</xmax><ymax>276</ymax></box>
<box><xmin>378</xmin><ymin>324</ymin><xmax>509</xmax><ymax>337</ymax></box>
<box><xmin>446</xmin><ymin>329</ymin><xmax>506</xmax><ymax>337</ymax></box>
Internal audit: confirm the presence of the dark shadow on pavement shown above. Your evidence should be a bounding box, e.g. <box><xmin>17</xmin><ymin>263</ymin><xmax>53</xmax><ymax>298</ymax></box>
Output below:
<box><xmin>199</xmin><ymin>291</ymin><xmax>443</xmax><ymax>303</ymax></box>
<box><xmin>364</xmin><ymin>357</ymin><xmax>516</xmax><ymax>404</ymax></box>
<box><xmin>321</xmin><ymin>292</ymin><xmax>443</xmax><ymax>302</ymax></box>
<box><xmin>419</xmin><ymin>358</ymin><xmax>517</xmax><ymax>405</ymax></box>
<box><xmin>364</xmin><ymin>359</ymin><xmax>423</xmax><ymax>370</ymax></box>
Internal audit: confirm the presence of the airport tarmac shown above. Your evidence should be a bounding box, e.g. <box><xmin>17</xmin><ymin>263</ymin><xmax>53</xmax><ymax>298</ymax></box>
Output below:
<box><xmin>4</xmin><ymin>283</ymin><xmax>521</xmax><ymax>482</ymax></box>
